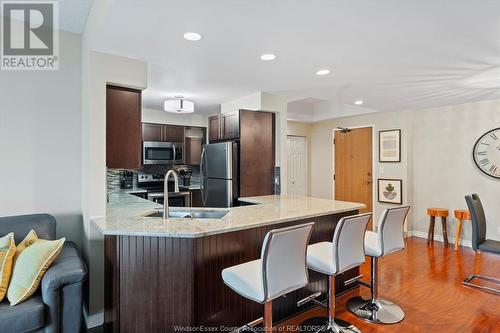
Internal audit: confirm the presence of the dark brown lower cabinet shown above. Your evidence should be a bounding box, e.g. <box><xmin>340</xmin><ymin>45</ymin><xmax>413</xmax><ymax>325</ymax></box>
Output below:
<box><xmin>190</xmin><ymin>190</ymin><xmax>203</xmax><ymax>207</ymax></box>
<box><xmin>104</xmin><ymin>210</ymin><xmax>359</xmax><ymax>333</ymax></box>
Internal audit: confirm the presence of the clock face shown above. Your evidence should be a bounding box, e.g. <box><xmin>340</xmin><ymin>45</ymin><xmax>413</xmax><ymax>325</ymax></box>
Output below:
<box><xmin>473</xmin><ymin>127</ymin><xmax>500</xmax><ymax>179</ymax></box>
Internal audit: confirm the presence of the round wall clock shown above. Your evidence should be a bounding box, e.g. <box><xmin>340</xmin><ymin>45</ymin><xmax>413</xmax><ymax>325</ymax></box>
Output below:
<box><xmin>473</xmin><ymin>127</ymin><xmax>500</xmax><ymax>179</ymax></box>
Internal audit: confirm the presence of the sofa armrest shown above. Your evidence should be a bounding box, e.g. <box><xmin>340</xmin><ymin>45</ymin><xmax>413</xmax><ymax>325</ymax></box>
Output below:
<box><xmin>41</xmin><ymin>242</ymin><xmax>87</xmax><ymax>292</ymax></box>
<box><xmin>40</xmin><ymin>241</ymin><xmax>87</xmax><ymax>333</ymax></box>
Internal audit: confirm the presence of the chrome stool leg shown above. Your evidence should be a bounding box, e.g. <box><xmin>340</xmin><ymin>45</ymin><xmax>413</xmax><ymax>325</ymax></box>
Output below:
<box><xmin>347</xmin><ymin>257</ymin><xmax>404</xmax><ymax>324</ymax></box>
<box><xmin>300</xmin><ymin>276</ymin><xmax>360</xmax><ymax>333</ymax></box>
<box><xmin>463</xmin><ymin>274</ymin><xmax>500</xmax><ymax>295</ymax></box>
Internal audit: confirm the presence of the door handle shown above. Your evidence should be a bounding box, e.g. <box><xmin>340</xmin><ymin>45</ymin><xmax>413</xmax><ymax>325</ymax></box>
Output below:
<box><xmin>366</xmin><ymin>172</ymin><xmax>372</xmax><ymax>185</ymax></box>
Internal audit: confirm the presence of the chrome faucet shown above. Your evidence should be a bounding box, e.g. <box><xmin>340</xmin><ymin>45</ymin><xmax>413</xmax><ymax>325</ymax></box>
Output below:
<box><xmin>163</xmin><ymin>170</ymin><xmax>180</xmax><ymax>219</ymax></box>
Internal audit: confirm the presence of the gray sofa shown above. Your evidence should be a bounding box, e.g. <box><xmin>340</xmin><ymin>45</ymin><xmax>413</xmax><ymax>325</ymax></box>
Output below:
<box><xmin>0</xmin><ymin>214</ymin><xmax>87</xmax><ymax>333</ymax></box>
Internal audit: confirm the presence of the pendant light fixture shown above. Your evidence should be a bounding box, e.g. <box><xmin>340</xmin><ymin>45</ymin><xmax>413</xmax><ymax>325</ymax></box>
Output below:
<box><xmin>164</xmin><ymin>96</ymin><xmax>194</xmax><ymax>114</ymax></box>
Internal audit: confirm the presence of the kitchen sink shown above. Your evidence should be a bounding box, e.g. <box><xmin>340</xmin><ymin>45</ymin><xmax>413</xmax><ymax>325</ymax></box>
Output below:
<box><xmin>144</xmin><ymin>209</ymin><xmax>229</xmax><ymax>219</ymax></box>
<box><xmin>185</xmin><ymin>211</ymin><xmax>229</xmax><ymax>219</ymax></box>
<box><xmin>143</xmin><ymin>211</ymin><xmax>191</xmax><ymax>218</ymax></box>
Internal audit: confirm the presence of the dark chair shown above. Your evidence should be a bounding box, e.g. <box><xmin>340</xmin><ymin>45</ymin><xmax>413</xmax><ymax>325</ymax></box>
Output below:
<box><xmin>0</xmin><ymin>214</ymin><xmax>87</xmax><ymax>333</ymax></box>
<box><xmin>463</xmin><ymin>194</ymin><xmax>500</xmax><ymax>294</ymax></box>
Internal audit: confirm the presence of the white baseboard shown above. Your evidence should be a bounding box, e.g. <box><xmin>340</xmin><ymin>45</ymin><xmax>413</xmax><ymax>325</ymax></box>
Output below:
<box><xmin>408</xmin><ymin>230</ymin><xmax>472</xmax><ymax>248</ymax></box>
<box><xmin>83</xmin><ymin>306</ymin><xmax>104</xmax><ymax>329</ymax></box>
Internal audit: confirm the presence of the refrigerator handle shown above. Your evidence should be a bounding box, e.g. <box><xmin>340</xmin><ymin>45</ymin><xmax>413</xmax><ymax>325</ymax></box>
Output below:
<box><xmin>201</xmin><ymin>178</ymin><xmax>208</xmax><ymax>207</ymax></box>
<box><xmin>200</xmin><ymin>147</ymin><xmax>206</xmax><ymax>178</ymax></box>
<box><xmin>200</xmin><ymin>147</ymin><xmax>207</xmax><ymax>207</ymax></box>
<box><xmin>172</xmin><ymin>143</ymin><xmax>176</xmax><ymax>162</ymax></box>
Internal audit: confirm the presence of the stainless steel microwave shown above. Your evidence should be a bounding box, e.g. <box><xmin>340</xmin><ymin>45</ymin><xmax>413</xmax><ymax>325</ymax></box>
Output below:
<box><xmin>143</xmin><ymin>141</ymin><xmax>184</xmax><ymax>165</ymax></box>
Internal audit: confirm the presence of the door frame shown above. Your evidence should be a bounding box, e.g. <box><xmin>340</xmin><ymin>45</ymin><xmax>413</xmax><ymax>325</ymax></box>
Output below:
<box><xmin>287</xmin><ymin>135</ymin><xmax>308</xmax><ymax>196</ymax></box>
<box><xmin>332</xmin><ymin>125</ymin><xmax>377</xmax><ymax>226</ymax></box>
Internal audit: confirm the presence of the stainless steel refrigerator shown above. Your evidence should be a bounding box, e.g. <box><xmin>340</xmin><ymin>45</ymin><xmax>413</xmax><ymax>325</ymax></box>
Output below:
<box><xmin>200</xmin><ymin>142</ymin><xmax>239</xmax><ymax>207</ymax></box>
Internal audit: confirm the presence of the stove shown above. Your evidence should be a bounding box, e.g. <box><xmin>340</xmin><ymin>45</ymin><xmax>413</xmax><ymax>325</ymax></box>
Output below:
<box><xmin>137</xmin><ymin>172</ymin><xmax>190</xmax><ymax>206</ymax></box>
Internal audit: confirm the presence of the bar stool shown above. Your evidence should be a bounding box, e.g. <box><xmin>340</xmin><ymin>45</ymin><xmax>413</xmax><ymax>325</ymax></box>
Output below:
<box><xmin>221</xmin><ymin>223</ymin><xmax>314</xmax><ymax>332</ymax></box>
<box><xmin>347</xmin><ymin>206</ymin><xmax>411</xmax><ymax>324</ymax></box>
<box><xmin>301</xmin><ymin>213</ymin><xmax>371</xmax><ymax>333</ymax></box>
<box><xmin>427</xmin><ymin>208</ymin><xmax>449</xmax><ymax>245</ymax></box>
<box><xmin>453</xmin><ymin>209</ymin><xmax>471</xmax><ymax>251</ymax></box>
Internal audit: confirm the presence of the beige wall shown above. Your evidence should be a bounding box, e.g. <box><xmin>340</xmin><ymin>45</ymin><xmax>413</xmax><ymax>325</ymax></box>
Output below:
<box><xmin>411</xmin><ymin>100</ymin><xmax>500</xmax><ymax>242</ymax></box>
<box><xmin>287</xmin><ymin>121</ymin><xmax>313</xmax><ymax>195</ymax></box>
<box><xmin>0</xmin><ymin>31</ymin><xmax>83</xmax><ymax>247</ymax></box>
<box><xmin>308</xmin><ymin>99</ymin><xmax>500</xmax><ymax>243</ymax></box>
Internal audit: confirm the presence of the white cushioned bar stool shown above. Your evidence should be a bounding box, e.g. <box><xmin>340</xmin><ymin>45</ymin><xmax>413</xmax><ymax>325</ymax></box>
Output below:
<box><xmin>301</xmin><ymin>213</ymin><xmax>372</xmax><ymax>333</ymax></box>
<box><xmin>222</xmin><ymin>222</ymin><xmax>314</xmax><ymax>332</ymax></box>
<box><xmin>347</xmin><ymin>206</ymin><xmax>411</xmax><ymax>324</ymax></box>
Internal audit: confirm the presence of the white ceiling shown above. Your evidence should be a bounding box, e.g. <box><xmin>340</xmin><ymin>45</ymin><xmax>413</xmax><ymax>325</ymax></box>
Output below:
<box><xmin>59</xmin><ymin>0</ymin><xmax>94</xmax><ymax>33</ymax></box>
<box><xmin>1</xmin><ymin>0</ymin><xmax>93</xmax><ymax>34</ymax></box>
<box><xmin>91</xmin><ymin>0</ymin><xmax>500</xmax><ymax>118</ymax></box>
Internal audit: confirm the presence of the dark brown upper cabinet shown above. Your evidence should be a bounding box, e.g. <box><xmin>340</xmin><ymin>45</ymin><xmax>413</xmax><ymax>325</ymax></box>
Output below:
<box><xmin>222</xmin><ymin>111</ymin><xmax>240</xmax><ymax>140</ymax></box>
<box><xmin>142</xmin><ymin>123</ymin><xmax>184</xmax><ymax>142</ymax></box>
<box><xmin>106</xmin><ymin>85</ymin><xmax>142</xmax><ymax>169</ymax></box>
<box><xmin>142</xmin><ymin>123</ymin><xmax>163</xmax><ymax>141</ymax></box>
<box><xmin>239</xmin><ymin>110</ymin><xmax>275</xmax><ymax>197</ymax></box>
<box><xmin>165</xmin><ymin>125</ymin><xmax>184</xmax><ymax>142</ymax></box>
<box><xmin>209</xmin><ymin>111</ymin><xmax>240</xmax><ymax>143</ymax></box>
<box><xmin>208</xmin><ymin>114</ymin><xmax>222</xmax><ymax>142</ymax></box>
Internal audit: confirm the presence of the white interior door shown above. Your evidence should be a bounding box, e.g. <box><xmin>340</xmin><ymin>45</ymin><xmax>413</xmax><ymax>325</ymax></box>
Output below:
<box><xmin>287</xmin><ymin>136</ymin><xmax>307</xmax><ymax>196</ymax></box>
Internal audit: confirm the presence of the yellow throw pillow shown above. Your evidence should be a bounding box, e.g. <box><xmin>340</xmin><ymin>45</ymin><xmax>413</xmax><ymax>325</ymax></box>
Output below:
<box><xmin>8</xmin><ymin>237</ymin><xmax>65</xmax><ymax>306</ymax></box>
<box><xmin>0</xmin><ymin>233</ymin><xmax>16</xmax><ymax>301</ymax></box>
<box><xmin>14</xmin><ymin>230</ymin><xmax>38</xmax><ymax>264</ymax></box>
<box><xmin>16</xmin><ymin>230</ymin><xmax>37</xmax><ymax>255</ymax></box>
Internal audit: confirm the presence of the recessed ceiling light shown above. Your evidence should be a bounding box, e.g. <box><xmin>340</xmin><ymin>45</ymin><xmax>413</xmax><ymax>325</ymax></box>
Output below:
<box><xmin>260</xmin><ymin>54</ymin><xmax>276</xmax><ymax>61</ymax></box>
<box><xmin>316</xmin><ymin>69</ymin><xmax>330</xmax><ymax>76</ymax></box>
<box><xmin>183</xmin><ymin>32</ymin><xmax>202</xmax><ymax>41</ymax></box>
<box><xmin>354</xmin><ymin>100</ymin><xmax>364</xmax><ymax>105</ymax></box>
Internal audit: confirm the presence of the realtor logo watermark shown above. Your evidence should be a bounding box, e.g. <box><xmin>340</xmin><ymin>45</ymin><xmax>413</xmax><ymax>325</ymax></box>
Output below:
<box><xmin>1</xmin><ymin>1</ymin><xmax>59</xmax><ymax>70</ymax></box>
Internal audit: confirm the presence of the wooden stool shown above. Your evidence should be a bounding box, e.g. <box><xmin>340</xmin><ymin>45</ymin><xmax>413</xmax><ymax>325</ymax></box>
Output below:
<box><xmin>427</xmin><ymin>208</ymin><xmax>449</xmax><ymax>245</ymax></box>
<box><xmin>454</xmin><ymin>209</ymin><xmax>471</xmax><ymax>251</ymax></box>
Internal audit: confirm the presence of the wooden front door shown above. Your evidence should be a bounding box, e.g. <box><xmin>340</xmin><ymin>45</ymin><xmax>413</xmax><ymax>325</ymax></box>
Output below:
<box><xmin>334</xmin><ymin>127</ymin><xmax>373</xmax><ymax>228</ymax></box>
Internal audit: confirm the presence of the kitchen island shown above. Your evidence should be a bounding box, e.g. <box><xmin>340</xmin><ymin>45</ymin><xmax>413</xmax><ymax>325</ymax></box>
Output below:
<box><xmin>95</xmin><ymin>192</ymin><xmax>365</xmax><ymax>332</ymax></box>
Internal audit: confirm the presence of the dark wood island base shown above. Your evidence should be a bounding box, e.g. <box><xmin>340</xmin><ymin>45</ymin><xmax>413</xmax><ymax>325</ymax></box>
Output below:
<box><xmin>104</xmin><ymin>211</ymin><xmax>360</xmax><ymax>332</ymax></box>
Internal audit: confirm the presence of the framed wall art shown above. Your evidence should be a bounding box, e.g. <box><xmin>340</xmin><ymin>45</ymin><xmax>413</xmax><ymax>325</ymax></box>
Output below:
<box><xmin>379</xmin><ymin>129</ymin><xmax>401</xmax><ymax>162</ymax></box>
<box><xmin>378</xmin><ymin>178</ymin><xmax>403</xmax><ymax>204</ymax></box>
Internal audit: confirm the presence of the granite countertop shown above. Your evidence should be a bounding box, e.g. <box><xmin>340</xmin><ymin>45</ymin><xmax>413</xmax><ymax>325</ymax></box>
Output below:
<box><xmin>93</xmin><ymin>190</ymin><xmax>365</xmax><ymax>238</ymax></box>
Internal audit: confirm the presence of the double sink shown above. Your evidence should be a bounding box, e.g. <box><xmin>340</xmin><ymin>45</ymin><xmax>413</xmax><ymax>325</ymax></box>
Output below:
<box><xmin>144</xmin><ymin>208</ymin><xmax>230</xmax><ymax>219</ymax></box>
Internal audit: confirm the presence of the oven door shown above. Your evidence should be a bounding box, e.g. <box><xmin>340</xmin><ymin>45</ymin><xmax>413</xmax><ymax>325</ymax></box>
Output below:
<box><xmin>143</xmin><ymin>142</ymin><xmax>175</xmax><ymax>165</ymax></box>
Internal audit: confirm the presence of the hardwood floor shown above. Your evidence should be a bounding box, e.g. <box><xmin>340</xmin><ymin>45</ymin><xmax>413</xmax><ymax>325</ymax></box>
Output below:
<box><xmin>276</xmin><ymin>237</ymin><xmax>500</xmax><ymax>333</ymax></box>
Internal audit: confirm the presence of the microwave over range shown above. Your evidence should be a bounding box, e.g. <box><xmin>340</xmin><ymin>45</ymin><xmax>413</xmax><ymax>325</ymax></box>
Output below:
<box><xmin>143</xmin><ymin>141</ymin><xmax>184</xmax><ymax>165</ymax></box>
